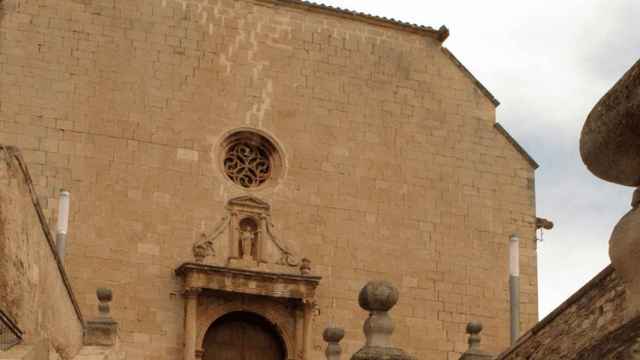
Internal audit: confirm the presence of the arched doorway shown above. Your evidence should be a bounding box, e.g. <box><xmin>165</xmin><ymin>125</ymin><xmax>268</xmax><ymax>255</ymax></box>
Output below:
<box><xmin>202</xmin><ymin>312</ymin><xmax>287</xmax><ymax>360</ymax></box>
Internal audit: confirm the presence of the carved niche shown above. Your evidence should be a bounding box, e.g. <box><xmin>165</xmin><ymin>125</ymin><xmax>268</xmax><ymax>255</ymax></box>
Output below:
<box><xmin>192</xmin><ymin>196</ymin><xmax>308</xmax><ymax>275</ymax></box>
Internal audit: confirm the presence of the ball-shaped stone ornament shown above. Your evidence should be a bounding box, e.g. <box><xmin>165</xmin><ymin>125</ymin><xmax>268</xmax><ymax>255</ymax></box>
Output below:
<box><xmin>96</xmin><ymin>288</ymin><xmax>113</xmax><ymax>303</ymax></box>
<box><xmin>580</xmin><ymin>59</ymin><xmax>640</xmax><ymax>186</ymax></box>
<box><xmin>358</xmin><ymin>281</ymin><xmax>399</xmax><ymax>312</ymax></box>
<box><xmin>323</xmin><ymin>326</ymin><xmax>345</xmax><ymax>343</ymax></box>
<box><xmin>466</xmin><ymin>321</ymin><xmax>483</xmax><ymax>335</ymax></box>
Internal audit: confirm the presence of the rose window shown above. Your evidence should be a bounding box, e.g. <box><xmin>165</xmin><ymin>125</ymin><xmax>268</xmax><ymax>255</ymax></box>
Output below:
<box><xmin>223</xmin><ymin>142</ymin><xmax>272</xmax><ymax>188</ymax></box>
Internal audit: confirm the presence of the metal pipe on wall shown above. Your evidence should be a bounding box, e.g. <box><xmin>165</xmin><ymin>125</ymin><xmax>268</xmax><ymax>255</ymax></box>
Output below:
<box><xmin>56</xmin><ymin>189</ymin><xmax>70</xmax><ymax>264</ymax></box>
<box><xmin>509</xmin><ymin>234</ymin><xmax>520</xmax><ymax>345</ymax></box>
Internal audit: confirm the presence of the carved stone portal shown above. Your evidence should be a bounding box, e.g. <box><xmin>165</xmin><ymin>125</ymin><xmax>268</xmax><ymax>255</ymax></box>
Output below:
<box><xmin>179</xmin><ymin>196</ymin><xmax>320</xmax><ymax>360</ymax></box>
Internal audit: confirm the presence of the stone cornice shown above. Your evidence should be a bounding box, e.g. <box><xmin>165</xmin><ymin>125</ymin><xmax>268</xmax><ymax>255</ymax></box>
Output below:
<box><xmin>257</xmin><ymin>0</ymin><xmax>448</xmax><ymax>42</ymax></box>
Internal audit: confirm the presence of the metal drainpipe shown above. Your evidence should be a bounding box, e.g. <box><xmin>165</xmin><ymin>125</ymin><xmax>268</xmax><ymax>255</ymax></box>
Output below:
<box><xmin>509</xmin><ymin>234</ymin><xmax>520</xmax><ymax>345</ymax></box>
<box><xmin>56</xmin><ymin>189</ymin><xmax>70</xmax><ymax>265</ymax></box>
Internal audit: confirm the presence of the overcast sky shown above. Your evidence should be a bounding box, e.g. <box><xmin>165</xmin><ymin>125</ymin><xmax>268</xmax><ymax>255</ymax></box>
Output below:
<box><xmin>317</xmin><ymin>0</ymin><xmax>640</xmax><ymax>317</ymax></box>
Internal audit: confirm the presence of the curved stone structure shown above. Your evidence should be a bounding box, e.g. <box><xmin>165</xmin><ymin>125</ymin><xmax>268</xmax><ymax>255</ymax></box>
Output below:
<box><xmin>580</xmin><ymin>58</ymin><xmax>640</xmax><ymax>316</ymax></box>
<box><xmin>580</xmin><ymin>59</ymin><xmax>640</xmax><ymax>186</ymax></box>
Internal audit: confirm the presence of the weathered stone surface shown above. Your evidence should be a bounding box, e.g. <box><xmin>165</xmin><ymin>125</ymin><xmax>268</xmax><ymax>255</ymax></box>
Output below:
<box><xmin>323</xmin><ymin>326</ymin><xmax>345</xmax><ymax>360</ymax></box>
<box><xmin>580</xmin><ymin>59</ymin><xmax>640</xmax><ymax>186</ymax></box>
<box><xmin>84</xmin><ymin>288</ymin><xmax>118</xmax><ymax>347</ymax></box>
<box><xmin>496</xmin><ymin>266</ymin><xmax>640</xmax><ymax>360</ymax></box>
<box><xmin>0</xmin><ymin>146</ymin><xmax>84</xmax><ymax>359</ymax></box>
<box><xmin>609</xmin><ymin>204</ymin><xmax>640</xmax><ymax>317</ymax></box>
<box><xmin>84</xmin><ymin>319</ymin><xmax>118</xmax><ymax>347</ymax></box>
<box><xmin>0</xmin><ymin>0</ymin><xmax>539</xmax><ymax>358</ymax></box>
<box><xmin>459</xmin><ymin>322</ymin><xmax>493</xmax><ymax>360</ymax></box>
<box><xmin>351</xmin><ymin>282</ymin><xmax>415</xmax><ymax>360</ymax></box>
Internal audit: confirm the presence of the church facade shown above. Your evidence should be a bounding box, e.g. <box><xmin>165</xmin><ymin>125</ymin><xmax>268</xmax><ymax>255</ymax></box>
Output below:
<box><xmin>0</xmin><ymin>0</ymin><xmax>539</xmax><ymax>359</ymax></box>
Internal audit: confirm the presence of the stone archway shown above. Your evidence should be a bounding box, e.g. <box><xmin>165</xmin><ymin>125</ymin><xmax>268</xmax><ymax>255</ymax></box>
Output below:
<box><xmin>202</xmin><ymin>311</ymin><xmax>287</xmax><ymax>360</ymax></box>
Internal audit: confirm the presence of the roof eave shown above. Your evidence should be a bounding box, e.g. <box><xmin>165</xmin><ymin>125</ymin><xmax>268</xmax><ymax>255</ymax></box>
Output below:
<box><xmin>261</xmin><ymin>0</ymin><xmax>449</xmax><ymax>42</ymax></box>
<box><xmin>441</xmin><ymin>47</ymin><xmax>501</xmax><ymax>107</ymax></box>
<box><xmin>494</xmin><ymin>123</ymin><xmax>540</xmax><ymax>170</ymax></box>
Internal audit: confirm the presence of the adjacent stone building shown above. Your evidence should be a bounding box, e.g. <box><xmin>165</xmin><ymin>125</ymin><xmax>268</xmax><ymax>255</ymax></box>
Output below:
<box><xmin>0</xmin><ymin>0</ymin><xmax>540</xmax><ymax>359</ymax></box>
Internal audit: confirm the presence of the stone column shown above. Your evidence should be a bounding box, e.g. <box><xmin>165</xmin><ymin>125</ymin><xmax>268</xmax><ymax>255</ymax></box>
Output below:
<box><xmin>580</xmin><ymin>59</ymin><xmax>640</xmax><ymax>316</ymax></box>
<box><xmin>295</xmin><ymin>306</ymin><xmax>305</xmax><ymax>359</ymax></box>
<box><xmin>323</xmin><ymin>326</ymin><xmax>345</xmax><ymax>360</ymax></box>
<box><xmin>230</xmin><ymin>211</ymin><xmax>239</xmax><ymax>258</ymax></box>
<box><xmin>459</xmin><ymin>322</ymin><xmax>492</xmax><ymax>360</ymax></box>
<box><xmin>351</xmin><ymin>281</ymin><xmax>415</xmax><ymax>360</ymax></box>
<box><xmin>303</xmin><ymin>300</ymin><xmax>314</xmax><ymax>359</ymax></box>
<box><xmin>183</xmin><ymin>288</ymin><xmax>201</xmax><ymax>360</ymax></box>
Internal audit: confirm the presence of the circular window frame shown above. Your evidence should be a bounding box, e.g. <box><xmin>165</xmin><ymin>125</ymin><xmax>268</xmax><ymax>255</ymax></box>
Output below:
<box><xmin>216</xmin><ymin>129</ymin><xmax>285</xmax><ymax>191</ymax></box>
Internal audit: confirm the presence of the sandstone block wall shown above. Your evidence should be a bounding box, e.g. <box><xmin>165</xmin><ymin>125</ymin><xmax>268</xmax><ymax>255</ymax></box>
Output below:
<box><xmin>0</xmin><ymin>1</ymin><xmax>538</xmax><ymax>359</ymax></box>
<box><xmin>0</xmin><ymin>146</ymin><xmax>84</xmax><ymax>359</ymax></box>
<box><xmin>497</xmin><ymin>266</ymin><xmax>640</xmax><ymax>359</ymax></box>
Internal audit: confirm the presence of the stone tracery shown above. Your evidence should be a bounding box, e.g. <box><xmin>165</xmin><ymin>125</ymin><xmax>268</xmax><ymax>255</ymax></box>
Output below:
<box><xmin>223</xmin><ymin>142</ymin><xmax>272</xmax><ymax>188</ymax></box>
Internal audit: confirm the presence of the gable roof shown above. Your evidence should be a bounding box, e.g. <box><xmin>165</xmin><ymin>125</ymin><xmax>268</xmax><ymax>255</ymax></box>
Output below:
<box><xmin>273</xmin><ymin>0</ymin><xmax>450</xmax><ymax>41</ymax></box>
<box><xmin>494</xmin><ymin>123</ymin><xmax>539</xmax><ymax>170</ymax></box>
<box><xmin>266</xmin><ymin>0</ymin><xmax>500</xmax><ymax>108</ymax></box>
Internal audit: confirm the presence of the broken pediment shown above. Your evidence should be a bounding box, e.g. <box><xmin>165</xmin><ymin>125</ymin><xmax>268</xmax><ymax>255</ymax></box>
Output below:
<box><xmin>191</xmin><ymin>196</ymin><xmax>310</xmax><ymax>276</ymax></box>
<box><xmin>226</xmin><ymin>196</ymin><xmax>271</xmax><ymax>211</ymax></box>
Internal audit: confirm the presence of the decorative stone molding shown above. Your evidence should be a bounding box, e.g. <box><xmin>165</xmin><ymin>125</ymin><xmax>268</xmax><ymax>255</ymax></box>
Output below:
<box><xmin>459</xmin><ymin>322</ymin><xmax>492</xmax><ymax>360</ymax></box>
<box><xmin>192</xmin><ymin>196</ymin><xmax>309</xmax><ymax>275</ymax></box>
<box><xmin>175</xmin><ymin>263</ymin><xmax>320</xmax><ymax>360</ymax></box>
<box><xmin>350</xmin><ymin>281</ymin><xmax>415</xmax><ymax>360</ymax></box>
<box><xmin>84</xmin><ymin>288</ymin><xmax>118</xmax><ymax>347</ymax></box>
<box><xmin>580</xmin><ymin>59</ymin><xmax>640</xmax><ymax>316</ymax></box>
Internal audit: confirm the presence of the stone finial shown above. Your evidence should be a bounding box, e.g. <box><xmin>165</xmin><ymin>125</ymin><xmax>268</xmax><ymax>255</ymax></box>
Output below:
<box><xmin>84</xmin><ymin>288</ymin><xmax>118</xmax><ymax>346</ymax></box>
<box><xmin>300</xmin><ymin>258</ymin><xmax>312</xmax><ymax>275</ymax></box>
<box><xmin>580</xmin><ymin>58</ymin><xmax>640</xmax><ymax>186</ymax></box>
<box><xmin>459</xmin><ymin>322</ymin><xmax>492</xmax><ymax>360</ymax></box>
<box><xmin>580</xmin><ymin>59</ymin><xmax>640</xmax><ymax>316</ymax></box>
<box><xmin>351</xmin><ymin>281</ymin><xmax>415</xmax><ymax>360</ymax></box>
<box><xmin>323</xmin><ymin>326</ymin><xmax>345</xmax><ymax>360</ymax></box>
<box><xmin>96</xmin><ymin>287</ymin><xmax>113</xmax><ymax>317</ymax></box>
<box><xmin>192</xmin><ymin>233</ymin><xmax>215</xmax><ymax>263</ymax></box>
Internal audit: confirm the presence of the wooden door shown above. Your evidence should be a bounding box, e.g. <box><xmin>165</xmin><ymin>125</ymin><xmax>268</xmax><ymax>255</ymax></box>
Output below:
<box><xmin>203</xmin><ymin>312</ymin><xmax>285</xmax><ymax>360</ymax></box>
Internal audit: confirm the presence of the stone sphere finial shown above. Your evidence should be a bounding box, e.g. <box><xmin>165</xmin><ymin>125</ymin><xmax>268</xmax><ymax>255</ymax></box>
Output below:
<box><xmin>323</xmin><ymin>326</ymin><xmax>345</xmax><ymax>343</ymax></box>
<box><xmin>351</xmin><ymin>281</ymin><xmax>414</xmax><ymax>360</ymax></box>
<box><xmin>96</xmin><ymin>288</ymin><xmax>113</xmax><ymax>317</ymax></box>
<box><xmin>358</xmin><ymin>281</ymin><xmax>399</xmax><ymax>312</ymax></box>
<box><xmin>466</xmin><ymin>321</ymin><xmax>482</xmax><ymax>335</ymax></box>
<box><xmin>323</xmin><ymin>326</ymin><xmax>345</xmax><ymax>360</ymax></box>
<box><xmin>466</xmin><ymin>321</ymin><xmax>483</xmax><ymax>350</ymax></box>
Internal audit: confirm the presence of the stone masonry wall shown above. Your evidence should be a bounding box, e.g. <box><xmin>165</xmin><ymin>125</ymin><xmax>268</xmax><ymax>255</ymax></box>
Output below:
<box><xmin>0</xmin><ymin>146</ymin><xmax>84</xmax><ymax>359</ymax></box>
<box><xmin>0</xmin><ymin>1</ymin><xmax>538</xmax><ymax>359</ymax></box>
<box><xmin>496</xmin><ymin>266</ymin><xmax>640</xmax><ymax>359</ymax></box>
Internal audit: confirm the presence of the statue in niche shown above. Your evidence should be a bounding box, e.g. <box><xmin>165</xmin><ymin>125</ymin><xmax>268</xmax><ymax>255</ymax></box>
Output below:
<box><xmin>239</xmin><ymin>218</ymin><xmax>258</xmax><ymax>260</ymax></box>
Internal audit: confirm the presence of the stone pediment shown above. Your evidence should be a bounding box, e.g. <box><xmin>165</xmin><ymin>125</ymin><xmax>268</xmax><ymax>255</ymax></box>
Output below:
<box><xmin>191</xmin><ymin>196</ymin><xmax>311</xmax><ymax>276</ymax></box>
<box><xmin>226</xmin><ymin>196</ymin><xmax>270</xmax><ymax>210</ymax></box>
